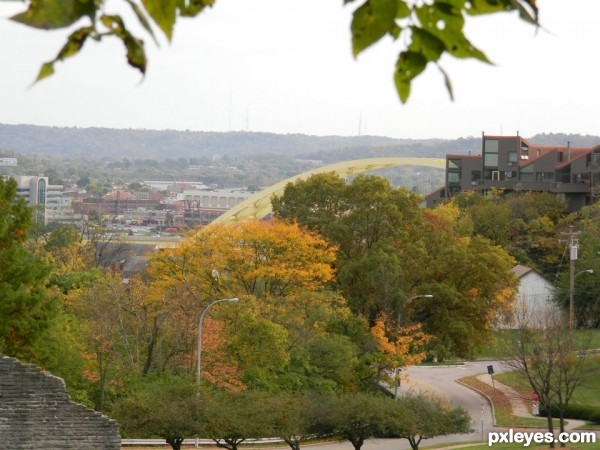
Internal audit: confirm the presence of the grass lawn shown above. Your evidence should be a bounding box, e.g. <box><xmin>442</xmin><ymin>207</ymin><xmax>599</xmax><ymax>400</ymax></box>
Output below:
<box><xmin>476</xmin><ymin>329</ymin><xmax>600</xmax><ymax>359</ymax></box>
<box><xmin>494</xmin><ymin>359</ymin><xmax>600</xmax><ymax>409</ymax></box>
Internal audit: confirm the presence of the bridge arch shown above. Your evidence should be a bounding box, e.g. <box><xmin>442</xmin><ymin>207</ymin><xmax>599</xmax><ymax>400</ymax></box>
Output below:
<box><xmin>212</xmin><ymin>157</ymin><xmax>445</xmax><ymax>225</ymax></box>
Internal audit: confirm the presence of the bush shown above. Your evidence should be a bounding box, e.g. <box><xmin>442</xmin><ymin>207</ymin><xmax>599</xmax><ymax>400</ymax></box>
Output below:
<box><xmin>539</xmin><ymin>404</ymin><xmax>600</xmax><ymax>424</ymax></box>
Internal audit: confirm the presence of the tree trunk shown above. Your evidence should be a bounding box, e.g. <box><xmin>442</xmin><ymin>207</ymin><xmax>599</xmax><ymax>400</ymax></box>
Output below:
<box><xmin>546</xmin><ymin>409</ymin><xmax>555</xmax><ymax>449</ymax></box>
<box><xmin>351</xmin><ymin>437</ymin><xmax>364</xmax><ymax>450</ymax></box>
<box><xmin>166</xmin><ymin>437</ymin><xmax>184</xmax><ymax>450</ymax></box>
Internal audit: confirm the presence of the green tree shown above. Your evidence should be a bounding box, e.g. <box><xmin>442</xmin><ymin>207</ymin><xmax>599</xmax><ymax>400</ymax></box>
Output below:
<box><xmin>112</xmin><ymin>375</ymin><xmax>198</xmax><ymax>450</ymax></box>
<box><xmin>555</xmin><ymin>205</ymin><xmax>600</xmax><ymax>327</ymax></box>
<box><xmin>199</xmin><ymin>390</ymin><xmax>270</xmax><ymax>450</ymax></box>
<box><xmin>390</xmin><ymin>394</ymin><xmax>471</xmax><ymax>450</ymax></box>
<box><xmin>321</xmin><ymin>392</ymin><xmax>400</xmax><ymax>450</ymax></box>
<box><xmin>0</xmin><ymin>177</ymin><xmax>58</xmax><ymax>360</ymax></box>
<box><xmin>13</xmin><ymin>0</ymin><xmax>537</xmax><ymax>101</ymax></box>
<box><xmin>261</xmin><ymin>392</ymin><xmax>322</xmax><ymax>450</ymax></box>
<box><xmin>273</xmin><ymin>173</ymin><xmax>423</xmax><ymax>320</ymax></box>
<box><xmin>274</xmin><ymin>173</ymin><xmax>517</xmax><ymax>359</ymax></box>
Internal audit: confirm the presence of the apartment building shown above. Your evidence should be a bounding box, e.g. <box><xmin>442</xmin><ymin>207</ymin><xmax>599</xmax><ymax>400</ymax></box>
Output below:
<box><xmin>426</xmin><ymin>134</ymin><xmax>600</xmax><ymax>211</ymax></box>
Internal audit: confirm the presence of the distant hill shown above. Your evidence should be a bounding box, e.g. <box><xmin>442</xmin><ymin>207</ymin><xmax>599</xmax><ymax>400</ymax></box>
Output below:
<box><xmin>0</xmin><ymin>123</ymin><xmax>598</xmax><ymax>160</ymax></box>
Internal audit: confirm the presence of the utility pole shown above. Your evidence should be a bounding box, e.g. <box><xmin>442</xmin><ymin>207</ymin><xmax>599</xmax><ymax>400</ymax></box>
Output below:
<box><xmin>562</xmin><ymin>226</ymin><xmax>580</xmax><ymax>332</ymax></box>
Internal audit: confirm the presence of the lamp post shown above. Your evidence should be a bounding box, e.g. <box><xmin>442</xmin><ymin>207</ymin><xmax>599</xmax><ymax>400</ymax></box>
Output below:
<box><xmin>196</xmin><ymin>297</ymin><xmax>239</xmax><ymax>395</ymax></box>
<box><xmin>394</xmin><ymin>294</ymin><xmax>433</xmax><ymax>399</ymax></box>
<box><xmin>569</xmin><ymin>269</ymin><xmax>593</xmax><ymax>332</ymax></box>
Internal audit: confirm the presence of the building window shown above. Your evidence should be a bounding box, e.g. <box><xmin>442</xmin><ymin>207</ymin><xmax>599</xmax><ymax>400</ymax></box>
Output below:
<box><xmin>484</xmin><ymin>153</ymin><xmax>498</xmax><ymax>167</ymax></box>
<box><xmin>37</xmin><ymin>178</ymin><xmax>46</xmax><ymax>205</ymax></box>
<box><xmin>557</xmin><ymin>167</ymin><xmax>571</xmax><ymax>183</ymax></box>
<box><xmin>485</xmin><ymin>139</ymin><xmax>499</xmax><ymax>153</ymax></box>
<box><xmin>448</xmin><ymin>172</ymin><xmax>460</xmax><ymax>183</ymax></box>
<box><xmin>471</xmin><ymin>171</ymin><xmax>481</xmax><ymax>181</ymax></box>
<box><xmin>508</xmin><ymin>151</ymin><xmax>517</xmax><ymax>163</ymax></box>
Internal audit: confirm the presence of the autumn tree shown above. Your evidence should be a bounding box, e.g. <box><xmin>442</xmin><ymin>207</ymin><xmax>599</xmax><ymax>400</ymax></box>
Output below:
<box><xmin>405</xmin><ymin>209</ymin><xmax>517</xmax><ymax>359</ymax></box>
<box><xmin>451</xmin><ymin>191</ymin><xmax>568</xmax><ymax>278</ymax></box>
<box><xmin>273</xmin><ymin>173</ymin><xmax>423</xmax><ymax>319</ymax></box>
<box><xmin>147</xmin><ymin>220</ymin><xmax>371</xmax><ymax>392</ymax></box>
<box><xmin>12</xmin><ymin>0</ymin><xmax>538</xmax><ymax>102</ymax></box>
<box><xmin>0</xmin><ymin>177</ymin><xmax>58</xmax><ymax>360</ymax></box>
<box><xmin>273</xmin><ymin>173</ymin><xmax>517</xmax><ymax>358</ymax></box>
<box><xmin>369</xmin><ymin>316</ymin><xmax>429</xmax><ymax>388</ymax></box>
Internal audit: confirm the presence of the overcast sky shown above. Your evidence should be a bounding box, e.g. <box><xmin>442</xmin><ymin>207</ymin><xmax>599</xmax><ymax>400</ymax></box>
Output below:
<box><xmin>1</xmin><ymin>0</ymin><xmax>598</xmax><ymax>140</ymax></box>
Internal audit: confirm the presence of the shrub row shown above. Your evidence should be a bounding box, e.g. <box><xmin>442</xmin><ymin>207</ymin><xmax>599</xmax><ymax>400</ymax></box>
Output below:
<box><xmin>539</xmin><ymin>404</ymin><xmax>600</xmax><ymax>424</ymax></box>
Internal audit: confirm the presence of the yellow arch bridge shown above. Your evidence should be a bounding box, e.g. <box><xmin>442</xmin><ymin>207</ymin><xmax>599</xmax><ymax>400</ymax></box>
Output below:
<box><xmin>213</xmin><ymin>157</ymin><xmax>445</xmax><ymax>225</ymax></box>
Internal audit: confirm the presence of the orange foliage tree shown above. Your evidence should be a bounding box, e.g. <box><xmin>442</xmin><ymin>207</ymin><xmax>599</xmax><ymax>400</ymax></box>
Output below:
<box><xmin>370</xmin><ymin>315</ymin><xmax>430</xmax><ymax>385</ymax></box>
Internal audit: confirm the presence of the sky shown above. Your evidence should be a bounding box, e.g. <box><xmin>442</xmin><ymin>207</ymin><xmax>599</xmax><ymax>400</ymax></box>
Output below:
<box><xmin>1</xmin><ymin>0</ymin><xmax>599</xmax><ymax>140</ymax></box>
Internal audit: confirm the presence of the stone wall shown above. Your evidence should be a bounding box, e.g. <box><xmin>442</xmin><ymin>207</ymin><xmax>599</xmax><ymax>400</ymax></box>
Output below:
<box><xmin>0</xmin><ymin>355</ymin><xmax>120</xmax><ymax>449</ymax></box>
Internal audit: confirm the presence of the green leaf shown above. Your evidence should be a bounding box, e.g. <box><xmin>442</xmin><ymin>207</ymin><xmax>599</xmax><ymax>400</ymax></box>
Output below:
<box><xmin>467</xmin><ymin>0</ymin><xmax>538</xmax><ymax>24</ymax></box>
<box><xmin>125</xmin><ymin>37</ymin><xmax>147</xmax><ymax>75</ymax></box>
<box><xmin>396</xmin><ymin>2</ymin><xmax>410</xmax><ymax>18</ymax></box>
<box><xmin>126</xmin><ymin>0</ymin><xmax>159</xmax><ymax>46</ymax></box>
<box><xmin>101</xmin><ymin>15</ymin><xmax>147</xmax><ymax>75</ymax></box>
<box><xmin>11</xmin><ymin>0</ymin><xmax>95</xmax><ymax>30</ymax></box>
<box><xmin>35</xmin><ymin>62</ymin><xmax>55</xmax><ymax>83</ymax></box>
<box><xmin>142</xmin><ymin>0</ymin><xmax>178</xmax><ymax>40</ymax></box>
<box><xmin>394</xmin><ymin>51</ymin><xmax>427</xmax><ymax>103</ymax></box>
<box><xmin>351</xmin><ymin>0</ymin><xmax>399</xmax><ymax>57</ymax></box>
<box><xmin>56</xmin><ymin>26</ymin><xmax>93</xmax><ymax>60</ymax></box>
<box><xmin>32</xmin><ymin>26</ymin><xmax>93</xmax><ymax>84</ymax></box>
<box><xmin>409</xmin><ymin>27</ymin><xmax>445</xmax><ymax>62</ymax></box>
<box><xmin>415</xmin><ymin>2</ymin><xmax>490</xmax><ymax>62</ymax></box>
<box><xmin>178</xmin><ymin>0</ymin><xmax>215</xmax><ymax>17</ymax></box>
<box><xmin>437</xmin><ymin>64</ymin><xmax>454</xmax><ymax>101</ymax></box>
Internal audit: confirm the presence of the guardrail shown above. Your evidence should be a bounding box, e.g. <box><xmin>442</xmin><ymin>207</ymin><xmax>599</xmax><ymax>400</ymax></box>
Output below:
<box><xmin>122</xmin><ymin>437</ymin><xmax>285</xmax><ymax>446</ymax></box>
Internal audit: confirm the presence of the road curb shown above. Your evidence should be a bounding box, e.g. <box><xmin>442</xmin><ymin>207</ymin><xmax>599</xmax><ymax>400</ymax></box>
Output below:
<box><xmin>455</xmin><ymin>379</ymin><xmax>497</xmax><ymax>427</ymax></box>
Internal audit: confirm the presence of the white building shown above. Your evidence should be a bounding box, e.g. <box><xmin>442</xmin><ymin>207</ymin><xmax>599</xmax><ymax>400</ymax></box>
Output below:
<box><xmin>182</xmin><ymin>188</ymin><xmax>253</xmax><ymax>210</ymax></box>
<box><xmin>507</xmin><ymin>264</ymin><xmax>560</xmax><ymax>328</ymax></box>
<box><xmin>11</xmin><ymin>176</ymin><xmax>77</xmax><ymax>224</ymax></box>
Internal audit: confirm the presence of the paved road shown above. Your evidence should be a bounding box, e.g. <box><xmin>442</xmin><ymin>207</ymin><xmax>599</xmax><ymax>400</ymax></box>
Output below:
<box><xmin>402</xmin><ymin>362</ymin><xmax>503</xmax><ymax>442</ymax></box>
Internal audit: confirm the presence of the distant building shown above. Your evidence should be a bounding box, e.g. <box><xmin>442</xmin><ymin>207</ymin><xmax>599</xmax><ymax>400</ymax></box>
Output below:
<box><xmin>181</xmin><ymin>188</ymin><xmax>254</xmax><ymax>225</ymax></box>
<box><xmin>426</xmin><ymin>133</ymin><xmax>600</xmax><ymax>211</ymax></box>
<box><xmin>7</xmin><ymin>175</ymin><xmax>73</xmax><ymax>224</ymax></box>
<box><xmin>498</xmin><ymin>264</ymin><xmax>559</xmax><ymax>328</ymax></box>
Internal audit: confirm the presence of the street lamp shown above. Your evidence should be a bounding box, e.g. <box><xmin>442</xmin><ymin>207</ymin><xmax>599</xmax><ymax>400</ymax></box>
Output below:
<box><xmin>394</xmin><ymin>294</ymin><xmax>433</xmax><ymax>399</ymax></box>
<box><xmin>569</xmin><ymin>269</ymin><xmax>593</xmax><ymax>332</ymax></box>
<box><xmin>196</xmin><ymin>297</ymin><xmax>239</xmax><ymax>394</ymax></box>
